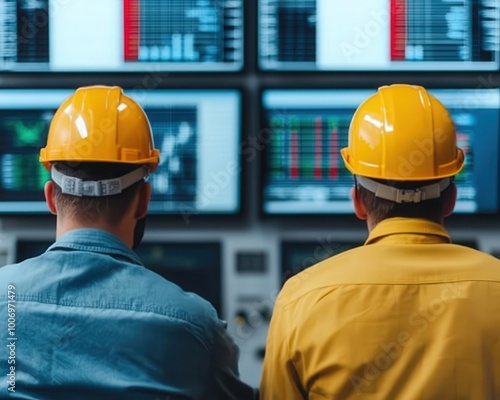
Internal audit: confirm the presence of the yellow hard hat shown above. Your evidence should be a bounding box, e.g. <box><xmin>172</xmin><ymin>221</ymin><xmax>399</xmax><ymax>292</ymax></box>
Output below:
<box><xmin>40</xmin><ymin>86</ymin><xmax>160</xmax><ymax>172</ymax></box>
<box><xmin>341</xmin><ymin>84</ymin><xmax>465</xmax><ymax>181</ymax></box>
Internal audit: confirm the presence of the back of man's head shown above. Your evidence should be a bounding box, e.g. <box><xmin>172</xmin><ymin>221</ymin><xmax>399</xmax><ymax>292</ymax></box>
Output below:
<box><xmin>341</xmin><ymin>84</ymin><xmax>465</xmax><ymax>225</ymax></box>
<box><xmin>39</xmin><ymin>86</ymin><xmax>160</xmax><ymax>231</ymax></box>
<box><xmin>50</xmin><ymin>161</ymin><xmax>146</xmax><ymax>226</ymax></box>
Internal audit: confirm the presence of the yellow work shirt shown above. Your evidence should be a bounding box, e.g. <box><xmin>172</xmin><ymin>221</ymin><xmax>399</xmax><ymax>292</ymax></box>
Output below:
<box><xmin>260</xmin><ymin>218</ymin><xmax>500</xmax><ymax>399</ymax></box>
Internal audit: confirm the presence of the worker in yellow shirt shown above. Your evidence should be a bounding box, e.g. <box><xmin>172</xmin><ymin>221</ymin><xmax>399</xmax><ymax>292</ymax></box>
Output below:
<box><xmin>260</xmin><ymin>84</ymin><xmax>500</xmax><ymax>399</ymax></box>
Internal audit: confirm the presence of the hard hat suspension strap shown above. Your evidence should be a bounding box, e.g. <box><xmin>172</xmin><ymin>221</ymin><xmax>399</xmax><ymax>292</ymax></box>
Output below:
<box><xmin>356</xmin><ymin>176</ymin><xmax>451</xmax><ymax>204</ymax></box>
<box><xmin>51</xmin><ymin>166</ymin><xmax>149</xmax><ymax>197</ymax></box>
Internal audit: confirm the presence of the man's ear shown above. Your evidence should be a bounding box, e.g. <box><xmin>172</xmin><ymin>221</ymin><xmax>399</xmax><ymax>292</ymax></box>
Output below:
<box><xmin>44</xmin><ymin>181</ymin><xmax>57</xmax><ymax>215</ymax></box>
<box><xmin>135</xmin><ymin>182</ymin><xmax>151</xmax><ymax>220</ymax></box>
<box><xmin>351</xmin><ymin>186</ymin><xmax>367</xmax><ymax>220</ymax></box>
<box><xmin>442</xmin><ymin>182</ymin><xmax>457</xmax><ymax>217</ymax></box>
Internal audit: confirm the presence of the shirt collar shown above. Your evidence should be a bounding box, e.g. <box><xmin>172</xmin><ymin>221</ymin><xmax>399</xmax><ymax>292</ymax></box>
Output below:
<box><xmin>365</xmin><ymin>218</ymin><xmax>451</xmax><ymax>245</ymax></box>
<box><xmin>47</xmin><ymin>228</ymin><xmax>143</xmax><ymax>266</ymax></box>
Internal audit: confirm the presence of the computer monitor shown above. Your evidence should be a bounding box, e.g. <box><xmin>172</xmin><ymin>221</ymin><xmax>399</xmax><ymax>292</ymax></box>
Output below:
<box><xmin>261</xmin><ymin>88</ymin><xmax>500</xmax><ymax>215</ymax></box>
<box><xmin>453</xmin><ymin>240</ymin><xmax>478</xmax><ymax>250</ymax></box>
<box><xmin>16</xmin><ymin>239</ymin><xmax>53</xmax><ymax>262</ymax></box>
<box><xmin>281</xmin><ymin>239</ymin><xmax>361</xmax><ymax>285</ymax></box>
<box><xmin>259</xmin><ymin>0</ymin><xmax>500</xmax><ymax>71</ymax></box>
<box><xmin>134</xmin><ymin>241</ymin><xmax>222</xmax><ymax>315</ymax></box>
<box><xmin>0</xmin><ymin>89</ymin><xmax>242</xmax><ymax>215</ymax></box>
<box><xmin>15</xmin><ymin>239</ymin><xmax>223</xmax><ymax>314</ymax></box>
<box><xmin>0</xmin><ymin>0</ymin><xmax>243</xmax><ymax>72</ymax></box>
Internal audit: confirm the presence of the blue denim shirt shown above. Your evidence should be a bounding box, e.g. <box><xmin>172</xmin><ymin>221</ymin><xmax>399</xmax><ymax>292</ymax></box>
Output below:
<box><xmin>0</xmin><ymin>229</ymin><xmax>255</xmax><ymax>400</ymax></box>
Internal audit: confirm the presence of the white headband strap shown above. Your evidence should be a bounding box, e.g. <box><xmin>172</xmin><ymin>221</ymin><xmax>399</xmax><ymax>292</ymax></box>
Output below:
<box><xmin>51</xmin><ymin>166</ymin><xmax>148</xmax><ymax>197</ymax></box>
<box><xmin>356</xmin><ymin>176</ymin><xmax>451</xmax><ymax>203</ymax></box>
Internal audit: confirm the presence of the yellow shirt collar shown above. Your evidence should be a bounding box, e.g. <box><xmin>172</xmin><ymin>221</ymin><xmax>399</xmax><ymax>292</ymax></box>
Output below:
<box><xmin>366</xmin><ymin>217</ymin><xmax>451</xmax><ymax>245</ymax></box>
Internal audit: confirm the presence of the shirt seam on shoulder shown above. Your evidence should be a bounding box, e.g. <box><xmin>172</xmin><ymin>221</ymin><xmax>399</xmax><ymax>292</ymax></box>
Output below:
<box><xmin>0</xmin><ymin>295</ymin><xmax>206</xmax><ymax>327</ymax></box>
<box><xmin>278</xmin><ymin>278</ymin><xmax>500</xmax><ymax>309</ymax></box>
<box><xmin>49</xmin><ymin>244</ymin><xmax>143</xmax><ymax>265</ymax></box>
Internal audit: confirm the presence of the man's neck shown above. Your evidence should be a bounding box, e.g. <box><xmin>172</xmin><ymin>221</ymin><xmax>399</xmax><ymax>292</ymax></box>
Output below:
<box><xmin>56</xmin><ymin>218</ymin><xmax>133</xmax><ymax>248</ymax></box>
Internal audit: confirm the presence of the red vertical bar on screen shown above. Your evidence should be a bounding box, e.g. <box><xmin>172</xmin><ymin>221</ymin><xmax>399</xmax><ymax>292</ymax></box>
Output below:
<box><xmin>314</xmin><ymin>117</ymin><xmax>322</xmax><ymax>178</ymax></box>
<box><xmin>291</xmin><ymin>131</ymin><xmax>299</xmax><ymax>179</ymax></box>
<box><xmin>124</xmin><ymin>0</ymin><xmax>140</xmax><ymax>61</ymax></box>
<box><xmin>390</xmin><ymin>0</ymin><xmax>406</xmax><ymax>61</ymax></box>
<box><xmin>330</xmin><ymin>126</ymin><xmax>338</xmax><ymax>179</ymax></box>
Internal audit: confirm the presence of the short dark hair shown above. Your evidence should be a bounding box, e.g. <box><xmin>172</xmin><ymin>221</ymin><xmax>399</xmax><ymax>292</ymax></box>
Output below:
<box><xmin>51</xmin><ymin>162</ymin><xmax>145</xmax><ymax>226</ymax></box>
<box><xmin>357</xmin><ymin>178</ymin><xmax>454</xmax><ymax>226</ymax></box>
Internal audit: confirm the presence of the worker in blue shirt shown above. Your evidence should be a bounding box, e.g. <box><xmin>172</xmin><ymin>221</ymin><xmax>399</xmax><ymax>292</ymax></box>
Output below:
<box><xmin>0</xmin><ymin>86</ymin><xmax>255</xmax><ymax>399</ymax></box>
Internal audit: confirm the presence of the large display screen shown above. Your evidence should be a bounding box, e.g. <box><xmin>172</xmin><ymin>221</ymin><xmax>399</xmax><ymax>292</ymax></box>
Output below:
<box><xmin>134</xmin><ymin>241</ymin><xmax>222</xmax><ymax>314</ymax></box>
<box><xmin>259</xmin><ymin>0</ymin><xmax>500</xmax><ymax>71</ymax></box>
<box><xmin>261</xmin><ymin>88</ymin><xmax>500</xmax><ymax>215</ymax></box>
<box><xmin>0</xmin><ymin>89</ymin><xmax>241</xmax><ymax>215</ymax></box>
<box><xmin>280</xmin><ymin>238</ymin><xmax>478</xmax><ymax>284</ymax></box>
<box><xmin>281</xmin><ymin>240</ymin><xmax>361</xmax><ymax>284</ymax></box>
<box><xmin>15</xmin><ymin>239</ymin><xmax>223</xmax><ymax>314</ymax></box>
<box><xmin>0</xmin><ymin>0</ymin><xmax>243</xmax><ymax>72</ymax></box>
